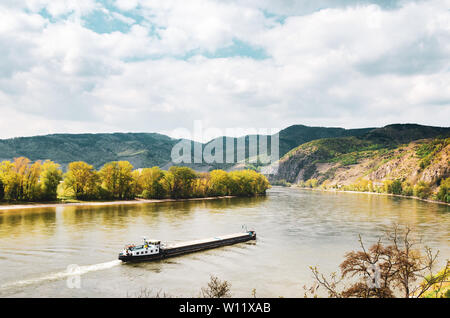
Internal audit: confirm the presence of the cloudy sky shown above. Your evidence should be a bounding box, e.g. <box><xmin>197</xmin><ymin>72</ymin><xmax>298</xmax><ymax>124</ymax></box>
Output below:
<box><xmin>0</xmin><ymin>0</ymin><xmax>449</xmax><ymax>140</ymax></box>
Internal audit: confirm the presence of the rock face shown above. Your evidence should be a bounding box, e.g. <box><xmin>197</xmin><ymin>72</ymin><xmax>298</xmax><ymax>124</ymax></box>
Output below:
<box><xmin>420</xmin><ymin>144</ymin><xmax>450</xmax><ymax>184</ymax></box>
<box><xmin>271</xmin><ymin>147</ymin><xmax>318</xmax><ymax>183</ymax></box>
<box><xmin>270</xmin><ymin>138</ymin><xmax>450</xmax><ymax>189</ymax></box>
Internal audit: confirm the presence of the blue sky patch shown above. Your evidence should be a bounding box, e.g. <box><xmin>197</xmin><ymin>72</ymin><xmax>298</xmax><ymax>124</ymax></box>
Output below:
<box><xmin>83</xmin><ymin>9</ymin><xmax>134</xmax><ymax>34</ymax></box>
<box><xmin>184</xmin><ymin>39</ymin><xmax>269</xmax><ymax>60</ymax></box>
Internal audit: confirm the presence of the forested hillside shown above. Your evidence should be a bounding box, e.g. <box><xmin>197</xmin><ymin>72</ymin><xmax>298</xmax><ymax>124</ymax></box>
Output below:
<box><xmin>271</xmin><ymin>125</ymin><xmax>450</xmax><ymax>203</ymax></box>
<box><xmin>0</xmin><ymin>125</ymin><xmax>378</xmax><ymax>170</ymax></box>
<box><xmin>0</xmin><ymin>133</ymin><xmax>177</xmax><ymax>170</ymax></box>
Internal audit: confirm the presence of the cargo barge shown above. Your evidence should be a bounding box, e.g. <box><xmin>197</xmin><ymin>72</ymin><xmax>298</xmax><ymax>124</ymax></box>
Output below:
<box><xmin>118</xmin><ymin>230</ymin><xmax>256</xmax><ymax>262</ymax></box>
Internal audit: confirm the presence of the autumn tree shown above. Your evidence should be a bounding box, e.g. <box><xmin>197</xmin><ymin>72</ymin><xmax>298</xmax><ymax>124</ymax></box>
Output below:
<box><xmin>116</xmin><ymin>161</ymin><xmax>135</xmax><ymax>199</ymax></box>
<box><xmin>254</xmin><ymin>171</ymin><xmax>271</xmax><ymax>194</ymax></box>
<box><xmin>22</xmin><ymin>160</ymin><xmax>42</xmax><ymax>201</ymax></box>
<box><xmin>13</xmin><ymin>157</ymin><xmax>32</xmax><ymax>200</ymax></box>
<box><xmin>40</xmin><ymin>160</ymin><xmax>63</xmax><ymax>201</ymax></box>
<box><xmin>63</xmin><ymin>161</ymin><xmax>100</xmax><ymax>200</ymax></box>
<box><xmin>209</xmin><ymin>170</ymin><xmax>233</xmax><ymax>196</ymax></box>
<box><xmin>229</xmin><ymin>170</ymin><xmax>270</xmax><ymax>196</ymax></box>
<box><xmin>139</xmin><ymin>167</ymin><xmax>166</xmax><ymax>199</ymax></box>
<box><xmin>0</xmin><ymin>157</ymin><xmax>42</xmax><ymax>201</ymax></box>
<box><xmin>130</xmin><ymin>170</ymin><xmax>144</xmax><ymax>198</ymax></box>
<box><xmin>160</xmin><ymin>170</ymin><xmax>175</xmax><ymax>197</ymax></box>
<box><xmin>0</xmin><ymin>160</ymin><xmax>20</xmax><ymax>201</ymax></box>
<box><xmin>99</xmin><ymin>161</ymin><xmax>135</xmax><ymax>199</ymax></box>
<box><xmin>229</xmin><ymin>170</ymin><xmax>253</xmax><ymax>196</ymax></box>
<box><xmin>168</xmin><ymin>166</ymin><xmax>197</xmax><ymax>198</ymax></box>
<box><xmin>192</xmin><ymin>172</ymin><xmax>211</xmax><ymax>197</ymax></box>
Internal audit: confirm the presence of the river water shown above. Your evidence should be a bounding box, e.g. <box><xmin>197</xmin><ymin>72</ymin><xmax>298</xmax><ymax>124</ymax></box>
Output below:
<box><xmin>0</xmin><ymin>187</ymin><xmax>449</xmax><ymax>297</ymax></box>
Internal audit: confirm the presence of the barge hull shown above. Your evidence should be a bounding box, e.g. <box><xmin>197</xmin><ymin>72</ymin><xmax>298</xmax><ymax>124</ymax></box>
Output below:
<box><xmin>118</xmin><ymin>253</ymin><xmax>164</xmax><ymax>262</ymax></box>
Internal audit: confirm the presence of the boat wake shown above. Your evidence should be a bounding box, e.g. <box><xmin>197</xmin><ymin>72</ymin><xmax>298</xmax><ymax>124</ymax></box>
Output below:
<box><xmin>0</xmin><ymin>260</ymin><xmax>121</xmax><ymax>290</ymax></box>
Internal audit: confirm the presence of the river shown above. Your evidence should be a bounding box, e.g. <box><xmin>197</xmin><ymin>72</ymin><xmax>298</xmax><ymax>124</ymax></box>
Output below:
<box><xmin>0</xmin><ymin>187</ymin><xmax>449</xmax><ymax>297</ymax></box>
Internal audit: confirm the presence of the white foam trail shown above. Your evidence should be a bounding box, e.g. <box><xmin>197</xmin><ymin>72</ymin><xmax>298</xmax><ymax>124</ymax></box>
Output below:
<box><xmin>0</xmin><ymin>260</ymin><xmax>121</xmax><ymax>289</ymax></box>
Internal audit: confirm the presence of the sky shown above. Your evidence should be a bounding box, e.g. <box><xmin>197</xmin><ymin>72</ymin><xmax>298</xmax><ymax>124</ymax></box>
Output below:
<box><xmin>0</xmin><ymin>0</ymin><xmax>449</xmax><ymax>140</ymax></box>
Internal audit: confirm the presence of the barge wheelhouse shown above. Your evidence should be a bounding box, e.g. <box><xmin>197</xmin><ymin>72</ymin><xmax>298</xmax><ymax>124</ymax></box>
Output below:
<box><xmin>119</xmin><ymin>238</ymin><xmax>163</xmax><ymax>262</ymax></box>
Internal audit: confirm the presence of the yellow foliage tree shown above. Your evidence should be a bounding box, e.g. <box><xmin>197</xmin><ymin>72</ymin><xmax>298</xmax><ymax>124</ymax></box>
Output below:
<box><xmin>64</xmin><ymin>161</ymin><xmax>100</xmax><ymax>200</ymax></box>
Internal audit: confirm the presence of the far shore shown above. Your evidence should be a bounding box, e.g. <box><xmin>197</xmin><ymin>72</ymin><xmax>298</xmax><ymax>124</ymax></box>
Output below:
<box><xmin>0</xmin><ymin>195</ymin><xmax>238</xmax><ymax>212</ymax></box>
<box><xmin>293</xmin><ymin>186</ymin><xmax>450</xmax><ymax>206</ymax></box>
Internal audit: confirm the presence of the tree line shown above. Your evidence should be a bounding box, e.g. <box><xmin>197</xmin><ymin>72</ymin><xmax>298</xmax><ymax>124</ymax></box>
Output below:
<box><xmin>0</xmin><ymin>157</ymin><xmax>270</xmax><ymax>202</ymax></box>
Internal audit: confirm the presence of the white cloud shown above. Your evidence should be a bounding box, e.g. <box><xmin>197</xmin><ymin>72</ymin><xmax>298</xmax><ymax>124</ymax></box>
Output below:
<box><xmin>0</xmin><ymin>0</ymin><xmax>448</xmax><ymax>140</ymax></box>
<box><xmin>128</xmin><ymin>0</ymin><xmax>272</xmax><ymax>55</ymax></box>
<box><xmin>114</xmin><ymin>0</ymin><xmax>139</xmax><ymax>12</ymax></box>
<box><xmin>110</xmin><ymin>12</ymin><xmax>135</xmax><ymax>25</ymax></box>
<box><xmin>22</xmin><ymin>0</ymin><xmax>98</xmax><ymax>17</ymax></box>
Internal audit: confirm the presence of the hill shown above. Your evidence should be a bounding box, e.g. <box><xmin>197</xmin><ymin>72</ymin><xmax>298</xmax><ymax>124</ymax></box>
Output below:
<box><xmin>0</xmin><ymin>125</ymin><xmax>378</xmax><ymax>170</ymax></box>
<box><xmin>0</xmin><ymin>133</ymin><xmax>178</xmax><ymax>170</ymax></box>
<box><xmin>277</xmin><ymin>125</ymin><xmax>373</xmax><ymax>156</ymax></box>
<box><xmin>0</xmin><ymin>124</ymin><xmax>448</xmax><ymax>176</ymax></box>
<box><xmin>270</xmin><ymin>124</ymin><xmax>450</xmax><ymax>202</ymax></box>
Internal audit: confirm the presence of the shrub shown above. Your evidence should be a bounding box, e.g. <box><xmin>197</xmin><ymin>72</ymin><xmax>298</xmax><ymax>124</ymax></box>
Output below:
<box><xmin>271</xmin><ymin>179</ymin><xmax>291</xmax><ymax>187</ymax></box>
<box><xmin>401</xmin><ymin>181</ymin><xmax>414</xmax><ymax>196</ymax></box>
<box><xmin>390</xmin><ymin>179</ymin><xmax>403</xmax><ymax>195</ymax></box>
<box><xmin>437</xmin><ymin>177</ymin><xmax>450</xmax><ymax>203</ymax></box>
<box><xmin>413</xmin><ymin>181</ymin><xmax>432</xmax><ymax>199</ymax></box>
<box><xmin>383</xmin><ymin>180</ymin><xmax>392</xmax><ymax>194</ymax></box>
<box><xmin>201</xmin><ymin>275</ymin><xmax>232</xmax><ymax>298</ymax></box>
<box><xmin>416</xmin><ymin>138</ymin><xmax>449</xmax><ymax>170</ymax></box>
<box><xmin>305</xmin><ymin>178</ymin><xmax>319</xmax><ymax>188</ymax></box>
<box><xmin>383</xmin><ymin>179</ymin><xmax>403</xmax><ymax>195</ymax></box>
<box><xmin>354</xmin><ymin>178</ymin><xmax>370</xmax><ymax>192</ymax></box>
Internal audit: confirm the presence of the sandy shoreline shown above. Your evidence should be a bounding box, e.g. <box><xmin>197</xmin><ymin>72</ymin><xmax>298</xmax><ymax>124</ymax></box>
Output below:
<box><xmin>0</xmin><ymin>195</ymin><xmax>237</xmax><ymax>212</ymax></box>
<box><xmin>294</xmin><ymin>187</ymin><xmax>450</xmax><ymax>206</ymax></box>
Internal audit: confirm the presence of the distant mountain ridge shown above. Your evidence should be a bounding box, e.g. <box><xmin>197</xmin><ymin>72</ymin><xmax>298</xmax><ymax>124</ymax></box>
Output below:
<box><xmin>0</xmin><ymin>124</ymin><xmax>448</xmax><ymax>172</ymax></box>
<box><xmin>364</xmin><ymin>124</ymin><xmax>450</xmax><ymax>145</ymax></box>
<box><xmin>0</xmin><ymin>133</ymin><xmax>178</xmax><ymax>170</ymax></box>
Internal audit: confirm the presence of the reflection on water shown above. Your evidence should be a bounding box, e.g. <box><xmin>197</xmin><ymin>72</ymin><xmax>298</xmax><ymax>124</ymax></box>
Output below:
<box><xmin>0</xmin><ymin>187</ymin><xmax>448</xmax><ymax>297</ymax></box>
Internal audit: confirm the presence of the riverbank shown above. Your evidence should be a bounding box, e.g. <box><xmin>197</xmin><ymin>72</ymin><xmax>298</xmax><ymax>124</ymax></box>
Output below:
<box><xmin>0</xmin><ymin>195</ymin><xmax>237</xmax><ymax>212</ymax></box>
<box><xmin>294</xmin><ymin>186</ymin><xmax>450</xmax><ymax>206</ymax></box>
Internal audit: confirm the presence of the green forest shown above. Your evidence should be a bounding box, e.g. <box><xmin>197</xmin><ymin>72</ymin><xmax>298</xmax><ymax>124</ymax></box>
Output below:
<box><xmin>0</xmin><ymin>157</ymin><xmax>270</xmax><ymax>203</ymax></box>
